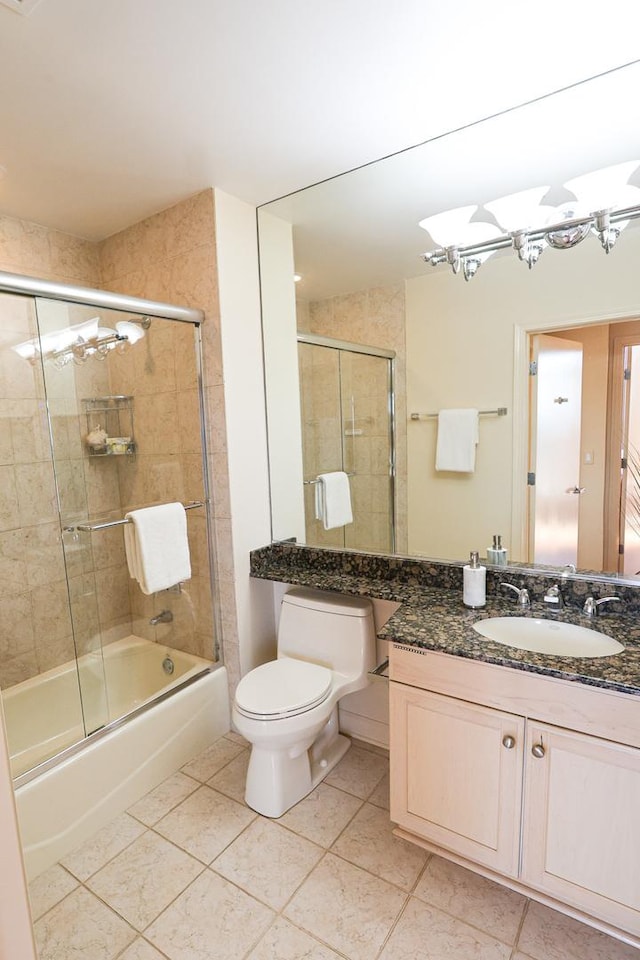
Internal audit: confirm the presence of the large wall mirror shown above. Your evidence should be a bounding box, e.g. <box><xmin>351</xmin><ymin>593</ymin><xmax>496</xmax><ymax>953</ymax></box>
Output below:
<box><xmin>257</xmin><ymin>60</ymin><xmax>640</xmax><ymax>584</ymax></box>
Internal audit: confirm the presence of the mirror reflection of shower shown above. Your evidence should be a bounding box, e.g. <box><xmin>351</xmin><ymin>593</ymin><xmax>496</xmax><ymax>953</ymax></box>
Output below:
<box><xmin>297</xmin><ymin>333</ymin><xmax>396</xmax><ymax>553</ymax></box>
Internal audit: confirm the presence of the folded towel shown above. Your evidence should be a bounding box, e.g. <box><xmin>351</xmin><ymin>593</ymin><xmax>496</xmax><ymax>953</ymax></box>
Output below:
<box><xmin>314</xmin><ymin>471</ymin><xmax>353</xmax><ymax>530</ymax></box>
<box><xmin>435</xmin><ymin>409</ymin><xmax>479</xmax><ymax>472</ymax></box>
<box><xmin>124</xmin><ymin>503</ymin><xmax>191</xmax><ymax>595</ymax></box>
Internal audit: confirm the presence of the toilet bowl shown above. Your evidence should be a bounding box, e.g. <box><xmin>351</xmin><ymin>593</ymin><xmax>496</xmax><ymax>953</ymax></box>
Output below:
<box><xmin>232</xmin><ymin>587</ymin><xmax>376</xmax><ymax>817</ymax></box>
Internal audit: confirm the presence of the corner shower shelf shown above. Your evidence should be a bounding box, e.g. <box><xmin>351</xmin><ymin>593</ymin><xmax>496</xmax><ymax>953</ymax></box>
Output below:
<box><xmin>82</xmin><ymin>396</ymin><xmax>136</xmax><ymax>457</ymax></box>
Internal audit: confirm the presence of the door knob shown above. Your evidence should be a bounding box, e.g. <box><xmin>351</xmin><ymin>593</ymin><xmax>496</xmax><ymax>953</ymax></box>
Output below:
<box><xmin>568</xmin><ymin>486</ymin><xmax>586</xmax><ymax>495</ymax></box>
<box><xmin>502</xmin><ymin>735</ymin><xmax>516</xmax><ymax>750</ymax></box>
<box><xmin>531</xmin><ymin>742</ymin><xmax>546</xmax><ymax>759</ymax></box>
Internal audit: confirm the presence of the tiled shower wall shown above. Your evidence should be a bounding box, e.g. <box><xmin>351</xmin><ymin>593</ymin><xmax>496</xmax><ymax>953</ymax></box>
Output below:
<box><xmin>0</xmin><ymin>191</ymin><xmax>236</xmax><ymax>689</ymax></box>
<box><xmin>297</xmin><ymin>283</ymin><xmax>408</xmax><ymax>554</ymax></box>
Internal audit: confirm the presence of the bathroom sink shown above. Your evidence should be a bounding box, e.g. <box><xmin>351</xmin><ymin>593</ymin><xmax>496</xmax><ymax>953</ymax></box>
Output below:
<box><xmin>472</xmin><ymin>617</ymin><xmax>625</xmax><ymax>658</ymax></box>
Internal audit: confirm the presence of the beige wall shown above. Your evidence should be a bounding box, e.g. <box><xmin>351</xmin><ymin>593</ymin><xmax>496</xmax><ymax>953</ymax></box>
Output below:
<box><xmin>406</xmin><ymin>225</ymin><xmax>640</xmax><ymax>564</ymax></box>
<box><xmin>300</xmin><ymin>282</ymin><xmax>408</xmax><ymax>554</ymax></box>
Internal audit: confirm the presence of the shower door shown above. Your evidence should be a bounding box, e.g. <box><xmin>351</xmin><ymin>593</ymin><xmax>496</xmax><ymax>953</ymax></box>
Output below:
<box><xmin>298</xmin><ymin>336</ymin><xmax>395</xmax><ymax>553</ymax></box>
<box><xmin>1</xmin><ymin>288</ymin><xmax>216</xmax><ymax>780</ymax></box>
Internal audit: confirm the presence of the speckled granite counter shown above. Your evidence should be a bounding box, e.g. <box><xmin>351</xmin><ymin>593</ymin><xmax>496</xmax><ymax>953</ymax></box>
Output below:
<box><xmin>250</xmin><ymin>543</ymin><xmax>640</xmax><ymax>698</ymax></box>
<box><xmin>378</xmin><ymin>591</ymin><xmax>640</xmax><ymax>697</ymax></box>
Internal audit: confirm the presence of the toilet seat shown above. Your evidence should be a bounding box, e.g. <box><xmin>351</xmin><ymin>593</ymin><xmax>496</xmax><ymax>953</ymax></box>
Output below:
<box><xmin>234</xmin><ymin>658</ymin><xmax>332</xmax><ymax>720</ymax></box>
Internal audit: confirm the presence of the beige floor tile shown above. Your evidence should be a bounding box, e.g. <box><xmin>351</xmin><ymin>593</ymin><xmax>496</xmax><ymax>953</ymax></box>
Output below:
<box><xmin>28</xmin><ymin>863</ymin><xmax>78</xmax><ymax>921</ymax></box>
<box><xmin>180</xmin><ymin>737</ymin><xmax>245</xmax><ymax>781</ymax></box>
<box><xmin>369</xmin><ymin>771</ymin><xmax>390</xmax><ymax>810</ymax></box>
<box><xmin>128</xmin><ymin>771</ymin><xmax>200</xmax><ymax>826</ymax></box>
<box><xmin>154</xmin><ymin>783</ymin><xmax>256</xmax><ymax>863</ymax></box>
<box><xmin>379</xmin><ymin>897</ymin><xmax>512</xmax><ymax>960</ymax></box>
<box><xmin>284</xmin><ymin>852</ymin><xmax>406</xmax><ymax>960</ymax></box>
<box><xmin>414</xmin><ymin>855</ymin><xmax>526</xmax><ymax>944</ymax></box>
<box><xmin>61</xmin><ymin>812</ymin><xmax>147</xmax><ymax>881</ymax></box>
<box><xmin>33</xmin><ymin>886</ymin><xmax>136</xmax><ymax>960</ymax></box>
<box><xmin>224</xmin><ymin>730</ymin><xmax>248</xmax><ymax>746</ymax></box>
<box><xmin>518</xmin><ymin>901</ymin><xmax>640</xmax><ymax>960</ymax></box>
<box><xmin>86</xmin><ymin>831</ymin><xmax>202</xmax><ymax>931</ymax></box>
<box><xmin>246</xmin><ymin>916</ymin><xmax>344</xmax><ymax>960</ymax></box>
<box><xmin>212</xmin><ymin>818</ymin><xmax>324</xmax><ymax>910</ymax></box>
<box><xmin>279</xmin><ymin>781</ymin><xmax>363</xmax><ymax>847</ymax></box>
<box><xmin>331</xmin><ymin>802</ymin><xmax>428</xmax><ymax>891</ymax></box>
<box><xmin>207</xmin><ymin>748</ymin><xmax>249</xmax><ymax>802</ymax></box>
<box><xmin>119</xmin><ymin>939</ymin><xmax>170</xmax><ymax>959</ymax></box>
<box><xmin>145</xmin><ymin>869</ymin><xmax>274</xmax><ymax>960</ymax></box>
<box><xmin>325</xmin><ymin>744</ymin><xmax>388</xmax><ymax>799</ymax></box>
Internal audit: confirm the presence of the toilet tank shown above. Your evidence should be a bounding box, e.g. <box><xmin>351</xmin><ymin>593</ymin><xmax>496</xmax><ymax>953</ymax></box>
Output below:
<box><xmin>277</xmin><ymin>587</ymin><xmax>376</xmax><ymax>677</ymax></box>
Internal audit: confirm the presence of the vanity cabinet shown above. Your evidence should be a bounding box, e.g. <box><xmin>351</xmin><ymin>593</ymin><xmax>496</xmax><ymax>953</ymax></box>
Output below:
<box><xmin>390</xmin><ymin>684</ymin><xmax>524</xmax><ymax>876</ymax></box>
<box><xmin>521</xmin><ymin>721</ymin><xmax>640</xmax><ymax>932</ymax></box>
<box><xmin>389</xmin><ymin>645</ymin><xmax>640</xmax><ymax>940</ymax></box>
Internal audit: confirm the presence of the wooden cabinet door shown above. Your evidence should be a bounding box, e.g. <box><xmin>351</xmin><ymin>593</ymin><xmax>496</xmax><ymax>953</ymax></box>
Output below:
<box><xmin>390</xmin><ymin>683</ymin><xmax>524</xmax><ymax>876</ymax></box>
<box><xmin>522</xmin><ymin>721</ymin><xmax>640</xmax><ymax>935</ymax></box>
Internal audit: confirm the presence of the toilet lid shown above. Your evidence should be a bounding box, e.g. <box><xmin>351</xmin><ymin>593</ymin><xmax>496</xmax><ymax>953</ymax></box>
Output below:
<box><xmin>235</xmin><ymin>658</ymin><xmax>332</xmax><ymax>719</ymax></box>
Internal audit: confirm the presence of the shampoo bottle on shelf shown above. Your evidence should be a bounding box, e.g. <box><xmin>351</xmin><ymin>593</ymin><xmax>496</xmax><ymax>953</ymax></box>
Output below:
<box><xmin>463</xmin><ymin>551</ymin><xmax>486</xmax><ymax>609</ymax></box>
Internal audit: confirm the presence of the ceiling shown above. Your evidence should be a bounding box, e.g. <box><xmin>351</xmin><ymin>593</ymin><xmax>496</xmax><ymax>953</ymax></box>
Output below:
<box><xmin>1</xmin><ymin>0</ymin><xmax>640</xmax><ymax>242</ymax></box>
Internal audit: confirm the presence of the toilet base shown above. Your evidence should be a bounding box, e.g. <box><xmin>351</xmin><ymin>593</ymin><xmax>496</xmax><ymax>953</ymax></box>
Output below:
<box><xmin>244</xmin><ymin>712</ymin><xmax>351</xmax><ymax>818</ymax></box>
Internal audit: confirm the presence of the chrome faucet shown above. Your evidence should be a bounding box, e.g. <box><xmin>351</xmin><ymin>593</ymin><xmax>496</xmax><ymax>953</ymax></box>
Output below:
<box><xmin>149</xmin><ymin>609</ymin><xmax>173</xmax><ymax>626</ymax></box>
<box><xmin>500</xmin><ymin>582</ymin><xmax>530</xmax><ymax>609</ymax></box>
<box><xmin>582</xmin><ymin>596</ymin><xmax>621</xmax><ymax>617</ymax></box>
<box><xmin>543</xmin><ymin>584</ymin><xmax>564</xmax><ymax>610</ymax></box>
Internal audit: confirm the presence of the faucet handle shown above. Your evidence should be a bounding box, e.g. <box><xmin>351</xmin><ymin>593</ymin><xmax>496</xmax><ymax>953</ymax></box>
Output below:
<box><xmin>500</xmin><ymin>582</ymin><xmax>530</xmax><ymax>609</ymax></box>
<box><xmin>583</xmin><ymin>596</ymin><xmax>621</xmax><ymax>617</ymax></box>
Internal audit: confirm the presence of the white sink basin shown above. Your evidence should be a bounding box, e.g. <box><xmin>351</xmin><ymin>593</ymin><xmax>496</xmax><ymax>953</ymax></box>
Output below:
<box><xmin>472</xmin><ymin>617</ymin><xmax>624</xmax><ymax>658</ymax></box>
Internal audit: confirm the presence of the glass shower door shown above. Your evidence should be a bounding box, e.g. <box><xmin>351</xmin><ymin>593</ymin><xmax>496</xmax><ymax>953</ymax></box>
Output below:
<box><xmin>0</xmin><ymin>291</ymin><xmax>91</xmax><ymax>777</ymax></box>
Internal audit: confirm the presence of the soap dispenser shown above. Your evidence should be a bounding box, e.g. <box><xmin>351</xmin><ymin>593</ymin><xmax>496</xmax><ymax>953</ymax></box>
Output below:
<box><xmin>463</xmin><ymin>551</ymin><xmax>486</xmax><ymax>609</ymax></box>
<box><xmin>487</xmin><ymin>534</ymin><xmax>508</xmax><ymax>566</ymax></box>
<box><xmin>495</xmin><ymin>534</ymin><xmax>508</xmax><ymax>566</ymax></box>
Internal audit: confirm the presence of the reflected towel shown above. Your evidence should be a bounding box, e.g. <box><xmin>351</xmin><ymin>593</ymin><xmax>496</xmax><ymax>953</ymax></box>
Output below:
<box><xmin>124</xmin><ymin>502</ymin><xmax>191</xmax><ymax>595</ymax></box>
<box><xmin>314</xmin><ymin>471</ymin><xmax>353</xmax><ymax>529</ymax></box>
<box><xmin>435</xmin><ymin>409</ymin><xmax>479</xmax><ymax>472</ymax></box>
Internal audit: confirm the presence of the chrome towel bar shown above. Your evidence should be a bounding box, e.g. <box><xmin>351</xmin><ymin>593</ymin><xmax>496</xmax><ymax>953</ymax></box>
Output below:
<box><xmin>303</xmin><ymin>473</ymin><xmax>356</xmax><ymax>486</ymax></box>
<box><xmin>410</xmin><ymin>406</ymin><xmax>507</xmax><ymax>421</ymax></box>
<box><xmin>67</xmin><ymin>500</ymin><xmax>205</xmax><ymax>533</ymax></box>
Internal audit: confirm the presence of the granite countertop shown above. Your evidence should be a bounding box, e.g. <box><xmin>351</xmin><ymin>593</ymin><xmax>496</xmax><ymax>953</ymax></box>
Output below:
<box><xmin>379</xmin><ymin>589</ymin><xmax>640</xmax><ymax>698</ymax></box>
<box><xmin>249</xmin><ymin>547</ymin><xmax>640</xmax><ymax>698</ymax></box>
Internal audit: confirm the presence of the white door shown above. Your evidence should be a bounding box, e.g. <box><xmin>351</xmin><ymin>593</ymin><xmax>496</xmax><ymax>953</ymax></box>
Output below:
<box><xmin>530</xmin><ymin>334</ymin><xmax>583</xmax><ymax>566</ymax></box>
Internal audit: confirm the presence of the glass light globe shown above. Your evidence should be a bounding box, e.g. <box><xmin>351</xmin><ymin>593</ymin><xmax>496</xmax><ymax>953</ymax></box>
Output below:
<box><xmin>564</xmin><ymin>160</ymin><xmax>640</xmax><ymax>213</ymax></box>
<box><xmin>484</xmin><ymin>186</ymin><xmax>552</xmax><ymax>232</ymax></box>
<box><xmin>418</xmin><ymin>205</ymin><xmax>478</xmax><ymax>246</ymax></box>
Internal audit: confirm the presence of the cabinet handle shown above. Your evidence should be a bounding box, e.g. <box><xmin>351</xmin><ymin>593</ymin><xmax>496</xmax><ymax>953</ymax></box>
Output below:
<box><xmin>502</xmin><ymin>735</ymin><xmax>516</xmax><ymax>750</ymax></box>
<box><xmin>531</xmin><ymin>742</ymin><xmax>546</xmax><ymax>759</ymax></box>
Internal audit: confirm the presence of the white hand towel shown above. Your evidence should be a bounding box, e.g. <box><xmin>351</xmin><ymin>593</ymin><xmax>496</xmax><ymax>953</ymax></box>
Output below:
<box><xmin>435</xmin><ymin>409</ymin><xmax>479</xmax><ymax>472</ymax></box>
<box><xmin>124</xmin><ymin>503</ymin><xmax>191</xmax><ymax>595</ymax></box>
<box><xmin>314</xmin><ymin>471</ymin><xmax>353</xmax><ymax>530</ymax></box>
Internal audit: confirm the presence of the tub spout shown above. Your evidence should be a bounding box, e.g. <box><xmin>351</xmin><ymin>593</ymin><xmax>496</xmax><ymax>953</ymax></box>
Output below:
<box><xmin>149</xmin><ymin>609</ymin><xmax>173</xmax><ymax>626</ymax></box>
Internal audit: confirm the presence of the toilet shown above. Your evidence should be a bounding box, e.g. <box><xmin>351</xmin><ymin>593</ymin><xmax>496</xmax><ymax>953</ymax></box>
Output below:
<box><xmin>232</xmin><ymin>586</ymin><xmax>376</xmax><ymax>817</ymax></box>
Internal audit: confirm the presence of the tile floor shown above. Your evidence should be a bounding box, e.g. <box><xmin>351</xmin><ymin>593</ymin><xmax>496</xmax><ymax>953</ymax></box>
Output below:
<box><xmin>28</xmin><ymin>734</ymin><xmax>639</xmax><ymax>960</ymax></box>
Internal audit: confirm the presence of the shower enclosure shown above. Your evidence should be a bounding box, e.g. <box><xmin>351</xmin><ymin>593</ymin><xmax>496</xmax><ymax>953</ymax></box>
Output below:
<box><xmin>0</xmin><ymin>273</ymin><xmax>221</xmax><ymax>787</ymax></box>
<box><xmin>298</xmin><ymin>333</ymin><xmax>396</xmax><ymax>553</ymax></box>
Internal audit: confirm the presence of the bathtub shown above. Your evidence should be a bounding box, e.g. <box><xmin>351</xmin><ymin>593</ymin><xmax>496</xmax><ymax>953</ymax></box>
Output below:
<box><xmin>7</xmin><ymin>637</ymin><xmax>229</xmax><ymax>879</ymax></box>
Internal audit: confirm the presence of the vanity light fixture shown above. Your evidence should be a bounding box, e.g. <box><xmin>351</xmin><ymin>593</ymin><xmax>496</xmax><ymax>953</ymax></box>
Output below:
<box><xmin>12</xmin><ymin>315</ymin><xmax>150</xmax><ymax>368</ymax></box>
<box><xmin>419</xmin><ymin>160</ymin><xmax>640</xmax><ymax>280</ymax></box>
